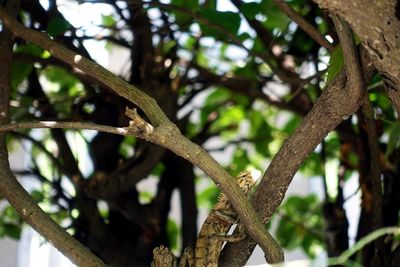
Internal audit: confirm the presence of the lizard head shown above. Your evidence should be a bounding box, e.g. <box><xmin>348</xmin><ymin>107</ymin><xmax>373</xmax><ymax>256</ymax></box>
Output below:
<box><xmin>213</xmin><ymin>170</ymin><xmax>255</xmax><ymax>214</ymax></box>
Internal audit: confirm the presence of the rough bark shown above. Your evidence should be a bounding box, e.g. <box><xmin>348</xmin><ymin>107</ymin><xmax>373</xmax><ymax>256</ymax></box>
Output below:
<box><xmin>220</xmin><ymin>34</ymin><xmax>375</xmax><ymax>267</ymax></box>
<box><xmin>314</xmin><ymin>0</ymin><xmax>400</xmax><ymax>117</ymax></box>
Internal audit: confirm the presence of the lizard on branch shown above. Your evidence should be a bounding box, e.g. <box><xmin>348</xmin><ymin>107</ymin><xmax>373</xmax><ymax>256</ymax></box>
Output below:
<box><xmin>152</xmin><ymin>170</ymin><xmax>255</xmax><ymax>267</ymax></box>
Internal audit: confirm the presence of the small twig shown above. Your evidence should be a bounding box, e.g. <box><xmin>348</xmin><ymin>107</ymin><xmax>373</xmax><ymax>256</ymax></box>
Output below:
<box><xmin>277</xmin><ymin>211</ymin><xmax>325</xmax><ymax>242</ymax></box>
<box><xmin>10</xmin><ymin>131</ymin><xmax>68</xmax><ymax>176</ymax></box>
<box><xmin>273</xmin><ymin>0</ymin><xmax>334</xmax><ymax>52</ymax></box>
<box><xmin>328</xmin><ymin>227</ymin><xmax>400</xmax><ymax>265</ymax></box>
<box><xmin>343</xmin><ymin>186</ymin><xmax>360</xmax><ymax>203</ymax></box>
<box><xmin>125</xmin><ymin>107</ymin><xmax>154</xmax><ymax>135</ymax></box>
<box><xmin>331</xmin><ymin>15</ymin><xmax>363</xmax><ymax>92</ymax></box>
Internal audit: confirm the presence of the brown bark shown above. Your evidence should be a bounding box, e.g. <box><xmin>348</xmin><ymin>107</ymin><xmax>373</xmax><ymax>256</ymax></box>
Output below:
<box><xmin>220</xmin><ymin>31</ymin><xmax>375</xmax><ymax>267</ymax></box>
<box><xmin>314</xmin><ymin>0</ymin><xmax>400</xmax><ymax>116</ymax></box>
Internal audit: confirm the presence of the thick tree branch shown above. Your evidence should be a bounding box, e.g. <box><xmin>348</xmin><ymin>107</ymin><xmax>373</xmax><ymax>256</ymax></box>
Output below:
<box><xmin>313</xmin><ymin>0</ymin><xmax>400</xmax><ymax>117</ymax></box>
<box><xmin>0</xmin><ymin>9</ymin><xmax>283</xmax><ymax>263</ymax></box>
<box><xmin>220</xmin><ymin>27</ymin><xmax>374</xmax><ymax>267</ymax></box>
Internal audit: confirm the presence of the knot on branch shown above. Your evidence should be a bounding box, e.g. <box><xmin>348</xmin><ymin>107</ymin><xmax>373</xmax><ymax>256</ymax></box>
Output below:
<box><xmin>125</xmin><ymin>107</ymin><xmax>154</xmax><ymax>135</ymax></box>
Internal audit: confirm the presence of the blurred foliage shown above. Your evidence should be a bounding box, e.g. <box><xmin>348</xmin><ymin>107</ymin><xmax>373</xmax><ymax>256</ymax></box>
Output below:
<box><xmin>275</xmin><ymin>195</ymin><xmax>324</xmax><ymax>258</ymax></box>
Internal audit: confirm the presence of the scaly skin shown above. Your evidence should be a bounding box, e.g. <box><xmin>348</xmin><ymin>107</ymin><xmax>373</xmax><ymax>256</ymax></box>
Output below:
<box><xmin>151</xmin><ymin>171</ymin><xmax>254</xmax><ymax>267</ymax></box>
<box><xmin>194</xmin><ymin>171</ymin><xmax>254</xmax><ymax>267</ymax></box>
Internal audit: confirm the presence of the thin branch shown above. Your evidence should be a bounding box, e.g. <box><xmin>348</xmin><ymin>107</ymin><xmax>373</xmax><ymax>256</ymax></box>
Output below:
<box><xmin>0</xmin><ymin>121</ymin><xmax>128</xmax><ymax>136</ymax></box>
<box><xmin>277</xmin><ymin>211</ymin><xmax>325</xmax><ymax>242</ymax></box>
<box><xmin>0</xmin><ymin>10</ymin><xmax>283</xmax><ymax>262</ymax></box>
<box><xmin>273</xmin><ymin>0</ymin><xmax>334</xmax><ymax>52</ymax></box>
<box><xmin>328</xmin><ymin>227</ymin><xmax>400</xmax><ymax>266</ymax></box>
<box><xmin>331</xmin><ymin>15</ymin><xmax>364</xmax><ymax>93</ymax></box>
<box><xmin>10</xmin><ymin>131</ymin><xmax>68</xmax><ymax>176</ymax></box>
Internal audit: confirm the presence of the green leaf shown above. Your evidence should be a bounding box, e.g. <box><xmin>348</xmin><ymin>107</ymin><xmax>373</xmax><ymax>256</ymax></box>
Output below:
<box><xmin>15</xmin><ymin>43</ymin><xmax>46</xmax><ymax>57</ymax></box>
<box><xmin>199</xmin><ymin>10</ymin><xmax>241</xmax><ymax>38</ymax></box>
<box><xmin>11</xmin><ymin>62</ymin><xmax>33</xmax><ymax>90</ymax></box>
<box><xmin>204</xmin><ymin>88</ymin><xmax>231</xmax><ymax>106</ymax></box>
<box><xmin>47</xmin><ymin>16</ymin><xmax>71</xmax><ymax>37</ymax></box>
<box><xmin>171</xmin><ymin>0</ymin><xmax>199</xmax><ymax>26</ymax></box>
<box><xmin>300</xmin><ymin>152</ymin><xmax>323</xmax><ymax>176</ymax></box>
<box><xmin>281</xmin><ymin>114</ymin><xmax>301</xmax><ymax>134</ymax></box>
<box><xmin>41</xmin><ymin>66</ymin><xmax>83</xmax><ymax>98</ymax></box>
<box><xmin>2</xmin><ymin>223</ymin><xmax>21</xmax><ymax>240</ymax></box>
<box><xmin>386</xmin><ymin>122</ymin><xmax>400</xmax><ymax>156</ymax></box>
<box><xmin>151</xmin><ymin>163</ymin><xmax>165</xmax><ymax>177</ymax></box>
<box><xmin>166</xmin><ymin>219</ymin><xmax>179</xmax><ymax>251</ymax></box>
<box><xmin>261</xmin><ymin>0</ymin><xmax>289</xmax><ymax>31</ymax></box>
<box><xmin>139</xmin><ymin>191</ymin><xmax>154</xmax><ymax>204</ymax></box>
<box><xmin>202</xmin><ymin>0</ymin><xmax>216</xmax><ymax>10</ymax></box>
<box><xmin>162</xmin><ymin>40</ymin><xmax>177</xmax><ymax>54</ymax></box>
<box><xmin>326</xmin><ymin>45</ymin><xmax>344</xmax><ymax>84</ymax></box>
<box><xmin>240</xmin><ymin>2</ymin><xmax>261</xmax><ymax>19</ymax></box>
<box><xmin>231</xmin><ymin>148</ymin><xmax>250</xmax><ymax>173</ymax></box>
<box><xmin>30</xmin><ymin>190</ymin><xmax>45</xmax><ymax>202</ymax></box>
<box><xmin>50</xmin><ymin>210</ymin><xmax>69</xmax><ymax>224</ymax></box>
<box><xmin>101</xmin><ymin>14</ymin><xmax>116</xmax><ymax>27</ymax></box>
<box><xmin>11</xmin><ymin>43</ymin><xmax>50</xmax><ymax>89</ymax></box>
<box><xmin>237</xmin><ymin>32</ymin><xmax>252</xmax><ymax>42</ymax></box>
<box><xmin>183</xmin><ymin>36</ymin><xmax>198</xmax><ymax>50</ymax></box>
<box><xmin>197</xmin><ymin>185</ymin><xmax>219</xmax><ymax>209</ymax></box>
<box><xmin>249</xmin><ymin>111</ymin><xmax>272</xmax><ymax>156</ymax></box>
<box><xmin>211</xmin><ymin>106</ymin><xmax>245</xmax><ymax>131</ymax></box>
<box><xmin>119</xmin><ymin>136</ymin><xmax>136</xmax><ymax>159</ymax></box>
<box><xmin>276</xmin><ymin>195</ymin><xmax>323</xmax><ymax>255</ymax></box>
<box><xmin>200</xmin><ymin>88</ymin><xmax>231</xmax><ymax>127</ymax></box>
<box><xmin>276</xmin><ymin>220</ymin><xmax>301</xmax><ymax>249</ymax></box>
<box><xmin>1</xmin><ymin>206</ymin><xmax>21</xmax><ymax>224</ymax></box>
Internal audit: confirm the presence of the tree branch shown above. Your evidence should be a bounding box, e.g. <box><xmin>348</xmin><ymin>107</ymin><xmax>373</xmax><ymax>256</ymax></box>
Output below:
<box><xmin>0</xmin><ymin>9</ymin><xmax>283</xmax><ymax>263</ymax></box>
<box><xmin>220</xmin><ymin>24</ymin><xmax>374</xmax><ymax>267</ymax></box>
<box><xmin>0</xmin><ymin>121</ymin><xmax>128</xmax><ymax>135</ymax></box>
<box><xmin>313</xmin><ymin>0</ymin><xmax>400</xmax><ymax>117</ymax></box>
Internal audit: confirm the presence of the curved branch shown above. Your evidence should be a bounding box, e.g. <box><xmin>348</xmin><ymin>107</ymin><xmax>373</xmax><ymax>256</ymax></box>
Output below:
<box><xmin>220</xmin><ymin>37</ymin><xmax>375</xmax><ymax>267</ymax></box>
<box><xmin>313</xmin><ymin>0</ymin><xmax>400</xmax><ymax>117</ymax></box>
